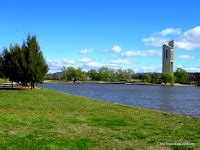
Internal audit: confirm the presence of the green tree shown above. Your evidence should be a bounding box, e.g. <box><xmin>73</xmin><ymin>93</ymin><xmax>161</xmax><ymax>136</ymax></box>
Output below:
<box><xmin>1</xmin><ymin>35</ymin><xmax>48</xmax><ymax>89</ymax></box>
<box><xmin>116</xmin><ymin>69</ymin><xmax>129</xmax><ymax>81</ymax></box>
<box><xmin>143</xmin><ymin>74</ymin><xmax>152</xmax><ymax>83</ymax></box>
<box><xmin>2</xmin><ymin>46</ymin><xmax>16</xmax><ymax>87</ymax></box>
<box><xmin>174</xmin><ymin>68</ymin><xmax>189</xmax><ymax>84</ymax></box>
<box><xmin>87</xmin><ymin>69</ymin><xmax>99</xmax><ymax>81</ymax></box>
<box><xmin>25</xmin><ymin>35</ymin><xmax>48</xmax><ymax>88</ymax></box>
<box><xmin>127</xmin><ymin>69</ymin><xmax>135</xmax><ymax>81</ymax></box>
<box><xmin>194</xmin><ymin>73</ymin><xmax>200</xmax><ymax>86</ymax></box>
<box><xmin>0</xmin><ymin>53</ymin><xmax>4</xmax><ymax>78</ymax></box>
<box><xmin>98</xmin><ymin>67</ymin><xmax>116</xmax><ymax>81</ymax></box>
<box><xmin>161</xmin><ymin>73</ymin><xmax>173</xmax><ymax>85</ymax></box>
<box><xmin>62</xmin><ymin>67</ymin><xmax>86</xmax><ymax>83</ymax></box>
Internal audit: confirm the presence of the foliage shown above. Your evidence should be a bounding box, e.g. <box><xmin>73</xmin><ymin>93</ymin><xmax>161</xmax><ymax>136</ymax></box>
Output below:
<box><xmin>62</xmin><ymin>67</ymin><xmax>87</xmax><ymax>82</ymax></box>
<box><xmin>174</xmin><ymin>68</ymin><xmax>189</xmax><ymax>84</ymax></box>
<box><xmin>98</xmin><ymin>67</ymin><xmax>116</xmax><ymax>81</ymax></box>
<box><xmin>0</xmin><ymin>89</ymin><xmax>199</xmax><ymax>149</ymax></box>
<box><xmin>115</xmin><ymin>69</ymin><xmax>134</xmax><ymax>81</ymax></box>
<box><xmin>87</xmin><ymin>69</ymin><xmax>99</xmax><ymax>81</ymax></box>
<box><xmin>194</xmin><ymin>73</ymin><xmax>200</xmax><ymax>86</ymax></box>
<box><xmin>1</xmin><ymin>35</ymin><xmax>48</xmax><ymax>88</ymax></box>
<box><xmin>0</xmin><ymin>54</ymin><xmax>3</xmax><ymax>78</ymax></box>
<box><xmin>160</xmin><ymin>73</ymin><xmax>173</xmax><ymax>85</ymax></box>
<box><xmin>143</xmin><ymin>74</ymin><xmax>152</xmax><ymax>83</ymax></box>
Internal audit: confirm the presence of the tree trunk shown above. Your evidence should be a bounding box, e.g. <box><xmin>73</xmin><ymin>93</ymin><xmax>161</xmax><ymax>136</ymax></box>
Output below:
<box><xmin>12</xmin><ymin>81</ymin><xmax>13</xmax><ymax>88</ymax></box>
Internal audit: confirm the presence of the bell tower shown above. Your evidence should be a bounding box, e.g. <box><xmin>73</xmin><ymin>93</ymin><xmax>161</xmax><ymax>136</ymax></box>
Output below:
<box><xmin>162</xmin><ymin>40</ymin><xmax>174</xmax><ymax>75</ymax></box>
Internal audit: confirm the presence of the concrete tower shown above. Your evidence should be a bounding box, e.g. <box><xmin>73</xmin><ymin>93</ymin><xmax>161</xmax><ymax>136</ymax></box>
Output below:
<box><xmin>162</xmin><ymin>40</ymin><xmax>174</xmax><ymax>75</ymax></box>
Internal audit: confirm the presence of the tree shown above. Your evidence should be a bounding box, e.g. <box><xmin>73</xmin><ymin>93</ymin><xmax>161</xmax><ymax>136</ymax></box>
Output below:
<box><xmin>143</xmin><ymin>74</ymin><xmax>152</xmax><ymax>83</ymax></box>
<box><xmin>87</xmin><ymin>69</ymin><xmax>99</xmax><ymax>81</ymax></box>
<box><xmin>193</xmin><ymin>73</ymin><xmax>200</xmax><ymax>86</ymax></box>
<box><xmin>98</xmin><ymin>67</ymin><xmax>116</xmax><ymax>81</ymax></box>
<box><xmin>116</xmin><ymin>69</ymin><xmax>129</xmax><ymax>81</ymax></box>
<box><xmin>127</xmin><ymin>69</ymin><xmax>135</xmax><ymax>81</ymax></box>
<box><xmin>1</xmin><ymin>35</ymin><xmax>48</xmax><ymax>89</ymax></box>
<box><xmin>174</xmin><ymin>68</ymin><xmax>189</xmax><ymax>84</ymax></box>
<box><xmin>62</xmin><ymin>67</ymin><xmax>86</xmax><ymax>83</ymax></box>
<box><xmin>161</xmin><ymin>73</ymin><xmax>173</xmax><ymax>85</ymax></box>
<box><xmin>0</xmin><ymin>53</ymin><xmax>4</xmax><ymax>78</ymax></box>
<box><xmin>26</xmin><ymin>35</ymin><xmax>48</xmax><ymax>88</ymax></box>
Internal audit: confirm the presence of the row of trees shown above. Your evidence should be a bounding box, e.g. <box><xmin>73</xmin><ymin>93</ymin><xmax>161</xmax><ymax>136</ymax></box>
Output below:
<box><xmin>47</xmin><ymin>67</ymin><xmax>200</xmax><ymax>85</ymax></box>
<box><xmin>47</xmin><ymin>67</ymin><xmax>135</xmax><ymax>82</ymax></box>
<box><xmin>0</xmin><ymin>35</ymin><xmax>48</xmax><ymax>89</ymax></box>
<box><xmin>142</xmin><ymin>68</ymin><xmax>200</xmax><ymax>85</ymax></box>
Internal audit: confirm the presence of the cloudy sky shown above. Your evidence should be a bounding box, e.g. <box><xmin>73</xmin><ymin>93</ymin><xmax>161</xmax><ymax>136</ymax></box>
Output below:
<box><xmin>0</xmin><ymin>0</ymin><xmax>200</xmax><ymax>73</ymax></box>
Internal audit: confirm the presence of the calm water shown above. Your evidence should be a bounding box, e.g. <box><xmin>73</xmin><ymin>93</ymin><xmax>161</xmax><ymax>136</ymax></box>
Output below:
<box><xmin>38</xmin><ymin>83</ymin><xmax>200</xmax><ymax>118</ymax></box>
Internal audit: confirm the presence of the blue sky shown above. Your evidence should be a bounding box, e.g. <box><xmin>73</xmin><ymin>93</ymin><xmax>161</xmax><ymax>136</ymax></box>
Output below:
<box><xmin>0</xmin><ymin>0</ymin><xmax>200</xmax><ymax>73</ymax></box>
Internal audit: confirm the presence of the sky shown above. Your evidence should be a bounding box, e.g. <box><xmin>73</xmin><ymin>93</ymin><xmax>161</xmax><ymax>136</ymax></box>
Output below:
<box><xmin>0</xmin><ymin>0</ymin><xmax>200</xmax><ymax>73</ymax></box>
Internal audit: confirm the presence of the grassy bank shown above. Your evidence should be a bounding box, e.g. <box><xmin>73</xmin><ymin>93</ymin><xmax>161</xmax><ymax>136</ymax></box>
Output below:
<box><xmin>0</xmin><ymin>89</ymin><xmax>199</xmax><ymax>149</ymax></box>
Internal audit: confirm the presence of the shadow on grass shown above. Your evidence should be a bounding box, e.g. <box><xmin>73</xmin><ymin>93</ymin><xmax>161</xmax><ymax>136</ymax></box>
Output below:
<box><xmin>0</xmin><ymin>87</ymin><xmax>29</xmax><ymax>90</ymax></box>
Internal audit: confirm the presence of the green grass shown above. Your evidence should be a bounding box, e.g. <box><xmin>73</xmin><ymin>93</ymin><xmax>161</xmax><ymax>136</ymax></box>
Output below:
<box><xmin>0</xmin><ymin>89</ymin><xmax>199</xmax><ymax>149</ymax></box>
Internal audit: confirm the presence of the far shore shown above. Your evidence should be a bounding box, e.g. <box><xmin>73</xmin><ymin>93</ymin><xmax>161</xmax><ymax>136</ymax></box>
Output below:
<box><xmin>43</xmin><ymin>80</ymin><xmax>195</xmax><ymax>86</ymax></box>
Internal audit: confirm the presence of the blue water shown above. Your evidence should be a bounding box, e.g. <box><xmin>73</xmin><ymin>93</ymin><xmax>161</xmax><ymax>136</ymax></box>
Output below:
<box><xmin>38</xmin><ymin>83</ymin><xmax>200</xmax><ymax>118</ymax></box>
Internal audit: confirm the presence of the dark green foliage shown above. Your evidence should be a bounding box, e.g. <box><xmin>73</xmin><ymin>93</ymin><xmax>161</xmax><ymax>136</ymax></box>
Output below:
<box><xmin>0</xmin><ymin>53</ymin><xmax>4</xmax><ymax>78</ymax></box>
<box><xmin>194</xmin><ymin>73</ymin><xmax>200</xmax><ymax>86</ymax></box>
<box><xmin>87</xmin><ymin>69</ymin><xmax>99</xmax><ymax>81</ymax></box>
<box><xmin>174</xmin><ymin>68</ymin><xmax>189</xmax><ymax>84</ymax></box>
<box><xmin>1</xmin><ymin>35</ymin><xmax>48</xmax><ymax>88</ymax></box>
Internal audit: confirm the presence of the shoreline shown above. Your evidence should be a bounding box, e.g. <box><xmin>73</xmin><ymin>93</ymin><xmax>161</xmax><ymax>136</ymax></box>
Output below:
<box><xmin>43</xmin><ymin>80</ymin><xmax>195</xmax><ymax>86</ymax></box>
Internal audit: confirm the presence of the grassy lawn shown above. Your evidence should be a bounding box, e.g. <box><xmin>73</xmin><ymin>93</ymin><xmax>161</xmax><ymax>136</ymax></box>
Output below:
<box><xmin>0</xmin><ymin>89</ymin><xmax>199</xmax><ymax>149</ymax></box>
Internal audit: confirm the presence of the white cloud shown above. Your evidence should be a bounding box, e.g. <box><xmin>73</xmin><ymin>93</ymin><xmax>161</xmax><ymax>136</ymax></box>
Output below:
<box><xmin>175</xmin><ymin>26</ymin><xmax>200</xmax><ymax>50</ymax></box>
<box><xmin>80</xmin><ymin>58</ymin><xmax>91</xmax><ymax>63</ymax></box>
<box><xmin>111</xmin><ymin>59</ymin><xmax>131</xmax><ymax>65</ymax></box>
<box><xmin>47</xmin><ymin>59</ymin><xmax>76</xmax><ymax>73</ymax></box>
<box><xmin>142</xmin><ymin>37</ymin><xmax>168</xmax><ymax>47</ymax></box>
<box><xmin>157</xmin><ymin>28</ymin><xmax>182</xmax><ymax>36</ymax></box>
<box><xmin>87</xmin><ymin>61</ymin><xmax>102</xmax><ymax>67</ymax></box>
<box><xmin>134</xmin><ymin>66</ymin><xmax>162</xmax><ymax>73</ymax></box>
<box><xmin>178</xmin><ymin>55</ymin><xmax>195</xmax><ymax>60</ymax></box>
<box><xmin>80</xmin><ymin>49</ymin><xmax>91</xmax><ymax>54</ymax></box>
<box><xmin>143</xmin><ymin>26</ymin><xmax>200</xmax><ymax>50</ymax></box>
<box><xmin>111</xmin><ymin>45</ymin><xmax>122</xmax><ymax>53</ymax></box>
<box><xmin>122</xmin><ymin>50</ymin><xmax>161</xmax><ymax>57</ymax></box>
<box><xmin>183</xmin><ymin>67</ymin><xmax>200</xmax><ymax>72</ymax></box>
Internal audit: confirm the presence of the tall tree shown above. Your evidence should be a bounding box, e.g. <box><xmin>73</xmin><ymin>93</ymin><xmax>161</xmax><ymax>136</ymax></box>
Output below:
<box><xmin>26</xmin><ymin>35</ymin><xmax>48</xmax><ymax>88</ymax></box>
<box><xmin>1</xmin><ymin>35</ymin><xmax>48</xmax><ymax>89</ymax></box>
<box><xmin>0</xmin><ymin>53</ymin><xmax>4</xmax><ymax>78</ymax></box>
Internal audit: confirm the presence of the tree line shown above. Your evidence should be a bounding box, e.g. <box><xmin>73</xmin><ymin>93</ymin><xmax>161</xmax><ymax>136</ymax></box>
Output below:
<box><xmin>140</xmin><ymin>68</ymin><xmax>200</xmax><ymax>85</ymax></box>
<box><xmin>47</xmin><ymin>67</ymin><xmax>200</xmax><ymax>86</ymax></box>
<box><xmin>47</xmin><ymin>67</ymin><xmax>135</xmax><ymax>83</ymax></box>
<box><xmin>0</xmin><ymin>35</ymin><xmax>48</xmax><ymax>89</ymax></box>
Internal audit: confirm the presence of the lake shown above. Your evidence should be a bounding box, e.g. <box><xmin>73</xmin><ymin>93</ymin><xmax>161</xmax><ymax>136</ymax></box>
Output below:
<box><xmin>38</xmin><ymin>83</ymin><xmax>200</xmax><ymax>118</ymax></box>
